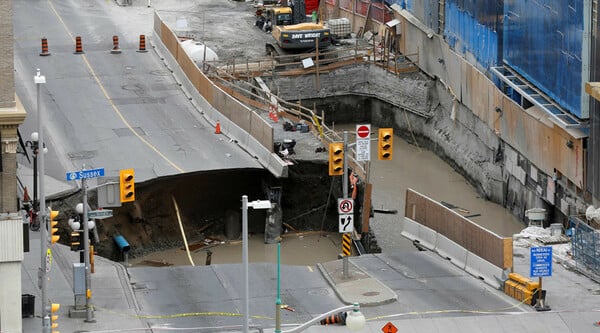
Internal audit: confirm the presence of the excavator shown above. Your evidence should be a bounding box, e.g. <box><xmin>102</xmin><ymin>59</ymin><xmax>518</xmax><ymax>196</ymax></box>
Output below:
<box><xmin>257</xmin><ymin>6</ymin><xmax>331</xmax><ymax>57</ymax></box>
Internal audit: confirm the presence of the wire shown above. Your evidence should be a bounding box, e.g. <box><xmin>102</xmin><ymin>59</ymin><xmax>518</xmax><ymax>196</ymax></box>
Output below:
<box><xmin>171</xmin><ymin>195</ymin><xmax>195</xmax><ymax>266</ymax></box>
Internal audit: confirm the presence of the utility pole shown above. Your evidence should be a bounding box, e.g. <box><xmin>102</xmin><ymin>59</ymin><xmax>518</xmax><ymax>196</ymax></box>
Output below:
<box><xmin>342</xmin><ymin>131</ymin><xmax>350</xmax><ymax>278</ymax></box>
<box><xmin>34</xmin><ymin>69</ymin><xmax>51</xmax><ymax>333</ymax></box>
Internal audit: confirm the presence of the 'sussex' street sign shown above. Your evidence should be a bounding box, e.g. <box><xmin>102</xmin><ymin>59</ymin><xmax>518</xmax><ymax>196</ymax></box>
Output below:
<box><xmin>66</xmin><ymin>168</ymin><xmax>105</xmax><ymax>181</ymax></box>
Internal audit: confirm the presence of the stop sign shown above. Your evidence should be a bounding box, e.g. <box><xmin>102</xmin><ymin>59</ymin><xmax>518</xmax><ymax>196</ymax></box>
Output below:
<box><xmin>356</xmin><ymin>124</ymin><xmax>370</xmax><ymax>138</ymax></box>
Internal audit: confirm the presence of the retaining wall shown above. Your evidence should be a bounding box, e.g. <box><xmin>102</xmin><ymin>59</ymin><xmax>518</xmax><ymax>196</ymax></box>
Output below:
<box><xmin>152</xmin><ymin>12</ymin><xmax>287</xmax><ymax>178</ymax></box>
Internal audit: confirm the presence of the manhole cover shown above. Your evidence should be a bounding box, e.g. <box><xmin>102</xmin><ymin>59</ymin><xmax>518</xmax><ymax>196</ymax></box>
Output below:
<box><xmin>308</xmin><ymin>288</ymin><xmax>330</xmax><ymax>296</ymax></box>
<box><xmin>362</xmin><ymin>291</ymin><xmax>380</xmax><ymax>296</ymax></box>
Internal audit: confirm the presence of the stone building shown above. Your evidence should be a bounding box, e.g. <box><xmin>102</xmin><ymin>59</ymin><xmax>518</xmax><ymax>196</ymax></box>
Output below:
<box><xmin>0</xmin><ymin>0</ymin><xmax>28</xmax><ymax>331</ymax></box>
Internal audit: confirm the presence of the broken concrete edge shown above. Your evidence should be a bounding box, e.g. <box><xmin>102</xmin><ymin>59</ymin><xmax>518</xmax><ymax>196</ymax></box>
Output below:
<box><xmin>316</xmin><ymin>260</ymin><xmax>398</xmax><ymax>307</ymax></box>
<box><xmin>150</xmin><ymin>33</ymin><xmax>288</xmax><ymax>178</ymax></box>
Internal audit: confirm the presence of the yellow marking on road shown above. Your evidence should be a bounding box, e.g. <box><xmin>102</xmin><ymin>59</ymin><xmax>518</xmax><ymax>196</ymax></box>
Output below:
<box><xmin>47</xmin><ymin>0</ymin><xmax>184</xmax><ymax>173</ymax></box>
<box><xmin>307</xmin><ymin>266</ymin><xmax>313</xmax><ymax>272</ymax></box>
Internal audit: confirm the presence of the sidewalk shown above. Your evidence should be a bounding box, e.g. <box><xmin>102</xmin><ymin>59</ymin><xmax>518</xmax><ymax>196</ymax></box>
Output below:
<box><xmin>21</xmin><ymin>231</ymin><xmax>146</xmax><ymax>333</ymax></box>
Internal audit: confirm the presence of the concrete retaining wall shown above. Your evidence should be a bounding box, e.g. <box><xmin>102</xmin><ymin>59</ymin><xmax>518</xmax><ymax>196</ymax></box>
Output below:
<box><xmin>152</xmin><ymin>12</ymin><xmax>287</xmax><ymax>178</ymax></box>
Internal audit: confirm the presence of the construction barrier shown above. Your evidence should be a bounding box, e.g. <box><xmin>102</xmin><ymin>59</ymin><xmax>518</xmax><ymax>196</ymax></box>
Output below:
<box><xmin>40</xmin><ymin>38</ymin><xmax>50</xmax><ymax>56</ymax></box>
<box><xmin>402</xmin><ymin>216</ymin><xmax>505</xmax><ymax>289</ymax></box>
<box><xmin>435</xmin><ymin>234</ymin><xmax>468</xmax><ymax>270</ymax></box>
<box><xmin>111</xmin><ymin>35</ymin><xmax>121</xmax><ymax>54</ymax></box>
<box><xmin>137</xmin><ymin>34</ymin><xmax>148</xmax><ymax>52</ymax></box>
<box><xmin>74</xmin><ymin>36</ymin><xmax>84</xmax><ymax>54</ymax></box>
<box><xmin>464</xmin><ymin>252</ymin><xmax>504</xmax><ymax>290</ymax></box>
<box><xmin>504</xmin><ymin>272</ymin><xmax>541</xmax><ymax>306</ymax></box>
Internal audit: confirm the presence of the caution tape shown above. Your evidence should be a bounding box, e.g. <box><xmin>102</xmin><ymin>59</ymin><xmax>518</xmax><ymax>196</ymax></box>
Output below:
<box><xmin>95</xmin><ymin>306</ymin><xmax>274</xmax><ymax>320</ymax></box>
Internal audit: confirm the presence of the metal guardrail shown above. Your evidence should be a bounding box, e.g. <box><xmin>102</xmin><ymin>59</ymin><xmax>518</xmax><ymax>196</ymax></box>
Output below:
<box><xmin>203</xmin><ymin>46</ymin><xmax>420</xmax><ymax>179</ymax></box>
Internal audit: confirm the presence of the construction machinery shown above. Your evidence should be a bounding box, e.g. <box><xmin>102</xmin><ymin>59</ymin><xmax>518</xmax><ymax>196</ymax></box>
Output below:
<box><xmin>258</xmin><ymin>6</ymin><xmax>331</xmax><ymax>57</ymax></box>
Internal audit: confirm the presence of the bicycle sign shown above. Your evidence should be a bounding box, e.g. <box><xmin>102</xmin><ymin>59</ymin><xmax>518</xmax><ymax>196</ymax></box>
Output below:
<box><xmin>339</xmin><ymin>214</ymin><xmax>354</xmax><ymax>233</ymax></box>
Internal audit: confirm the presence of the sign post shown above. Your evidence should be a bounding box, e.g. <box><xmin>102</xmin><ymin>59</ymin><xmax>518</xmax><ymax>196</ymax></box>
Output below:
<box><xmin>66</xmin><ymin>167</ymin><xmax>105</xmax><ymax>322</ymax></box>
<box><xmin>530</xmin><ymin>246</ymin><xmax>552</xmax><ymax>311</ymax></box>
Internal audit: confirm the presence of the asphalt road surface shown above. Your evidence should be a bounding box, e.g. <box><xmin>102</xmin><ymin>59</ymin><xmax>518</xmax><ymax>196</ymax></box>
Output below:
<box><xmin>13</xmin><ymin>0</ymin><xmax>263</xmax><ymax>187</ymax></box>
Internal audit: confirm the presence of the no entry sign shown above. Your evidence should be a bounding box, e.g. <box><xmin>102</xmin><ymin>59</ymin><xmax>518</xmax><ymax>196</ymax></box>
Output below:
<box><xmin>356</xmin><ymin>124</ymin><xmax>370</xmax><ymax>138</ymax></box>
<box><xmin>356</xmin><ymin>124</ymin><xmax>371</xmax><ymax>161</ymax></box>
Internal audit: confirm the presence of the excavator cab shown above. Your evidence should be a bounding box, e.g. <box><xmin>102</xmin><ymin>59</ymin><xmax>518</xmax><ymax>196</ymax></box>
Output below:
<box><xmin>266</xmin><ymin>7</ymin><xmax>293</xmax><ymax>26</ymax></box>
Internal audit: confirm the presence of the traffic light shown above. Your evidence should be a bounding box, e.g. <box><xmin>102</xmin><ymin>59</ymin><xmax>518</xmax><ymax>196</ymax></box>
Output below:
<box><xmin>378</xmin><ymin>128</ymin><xmax>393</xmax><ymax>160</ymax></box>
<box><xmin>119</xmin><ymin>169</ymin><xmax>135</xmax><ymax>203</ymax></box>
<box><xmin>70</xmin><ymin>231</ymin><xmax>82</xmax><ymax>251</ymax></box>
<box><xmin>49</xmin><ymin>209</ymin><xmax>60</xmax><ymax>244</ymax></box>
<box><xmin>328</xmin><ymin>142</ymin><xmax>344</xmax><ymax>176</ymax></box>
<box><xmin>51</xmin><ymin>303</ymin><xmax>60</xmax><ymax>332</ymax></box>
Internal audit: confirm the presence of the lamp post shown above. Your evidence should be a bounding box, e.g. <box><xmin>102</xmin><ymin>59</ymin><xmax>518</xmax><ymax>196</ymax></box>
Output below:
<box><xmin>241</xmin><ymin>195</ymin><xmax>273</xmax><ymax>333</ymax></box>
<box><xmin>24</xmin><ymin>132</ymin><xmax>46</xmax><ymax>231</ymax></box>
<box><xmin>33</xmin><ymin>69</ymin><xmax>54</xmax><ymax>333</ymax></box>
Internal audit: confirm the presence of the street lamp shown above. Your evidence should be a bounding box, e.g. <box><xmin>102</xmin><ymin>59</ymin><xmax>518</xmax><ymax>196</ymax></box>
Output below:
<box><xmin>241</xmin><ymin>195</ymin><xmax>273</xmax><ymax>333</ymax></box>
<box><xmin>24</xmin><ymin>132</ymin><xmax>48</xmax><ymax>230</ymax></box>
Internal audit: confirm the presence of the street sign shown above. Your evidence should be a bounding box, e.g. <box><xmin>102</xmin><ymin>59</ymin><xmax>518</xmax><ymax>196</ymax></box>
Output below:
<box><xmin>339</xmin><ymin>214</ymin><xmax>354</xmax><ymax>233</ymax></box>
<box><xmin>338</xmin><ymin>198</ymin><xmax>354</xmax><ymax>214</ymax></box>
<box><xmin>356</xmin><ymin>124</ymin><xmax>371</xmax><ymax>161</ymax></box>
<box><xmin>356</xmin><ymin>124</ymin><xmax>370</xmax><ymax>138</ymax></box>
<box><xmin>530</xmin><ymin>246</ymin><xmax>552</xmax><ymax>277</ymax></box>
<box><xmin>382</xmin><ymin>322</ymin><xmax>398</xmax><ymax>333</ymax></box>
<box><xmin>66</xmin><ymin>168</ymin><xmax>105</xmax><ymax>181</ymax></box>
<box><xmin>87</xmin><ymin>209</ymin><xmax>113</xmax><ymax>219</ymax></box>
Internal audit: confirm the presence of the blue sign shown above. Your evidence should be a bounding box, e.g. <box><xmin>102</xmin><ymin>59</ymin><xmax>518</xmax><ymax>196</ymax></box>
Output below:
<box><xmin>66</xmin><ymin>168</ymin><xmax>105</xmax><ymax>181</ymax></box>
<box><xmin>530</xmin><ymin>246</ymin><xmax>552</xmax><ymax>277</ymax></box>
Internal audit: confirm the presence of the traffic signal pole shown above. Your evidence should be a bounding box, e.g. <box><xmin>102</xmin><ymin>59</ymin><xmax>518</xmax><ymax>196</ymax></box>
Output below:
<box><xmin>82</xmin><ymin>177</ymin><xmax>95</xmax><ymax>322</ymax></box>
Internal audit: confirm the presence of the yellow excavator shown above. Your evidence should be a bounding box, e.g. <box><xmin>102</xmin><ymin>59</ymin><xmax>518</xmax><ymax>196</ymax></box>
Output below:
<box><xmin>258</xmin><ymin>6</ymin><xmax>331</xmax><ymax>56</ymax></box>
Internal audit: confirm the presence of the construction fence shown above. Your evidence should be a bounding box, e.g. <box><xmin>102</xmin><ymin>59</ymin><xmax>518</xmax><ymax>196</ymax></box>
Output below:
<box><xmin>570</xmin><ymin>216</ymin><xmax>600</xmax><ymax>278</ymax></box>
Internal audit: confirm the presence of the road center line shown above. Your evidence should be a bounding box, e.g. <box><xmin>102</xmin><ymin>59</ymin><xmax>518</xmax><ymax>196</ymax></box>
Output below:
<box><xmin>47</xmin><ymin>0</ymin><xmax>185</xmax><ymax>173</ymax></box>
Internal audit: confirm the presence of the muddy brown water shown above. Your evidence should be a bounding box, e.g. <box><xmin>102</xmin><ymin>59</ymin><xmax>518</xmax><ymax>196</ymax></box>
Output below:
<box><xmin>130</xmin><ymin>132</ymin><xmax>526</xmax><ymax>266</ymax></box>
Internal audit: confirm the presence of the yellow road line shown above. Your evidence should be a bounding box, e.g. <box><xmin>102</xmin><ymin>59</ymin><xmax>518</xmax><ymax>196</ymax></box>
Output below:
<box><xmin>47</xmin><ymin>0</ymin><xmax>184</xmax><ymax>173</ymax></box>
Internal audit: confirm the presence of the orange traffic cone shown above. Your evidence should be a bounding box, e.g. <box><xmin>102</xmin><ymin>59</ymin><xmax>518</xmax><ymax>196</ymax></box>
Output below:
<box><xmin>40</xmin><ymin>38</ymin><xmax>51</xmax><ymax>56</ymax></box>
<box><xmin>272</xmin><ymin>112</ymin><xmax>279</xmax><ymax>123</ymax></box>
<box><xmin>320</xmin><ymin>312</ymin><xmax>347</xmax><ymax>325</ymax></box>
<box><xmin>110</xmin><ymin>35</ymin><xmax>122</xmax><ymax>54</ymax></box>
<box><xmin>215</xmin><ymin>121</ymin><xmax>221</xmax><ymax>134</ymax></box>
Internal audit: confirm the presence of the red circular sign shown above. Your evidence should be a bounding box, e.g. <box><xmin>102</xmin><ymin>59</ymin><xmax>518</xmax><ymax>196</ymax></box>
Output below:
<box><xmin>357</xmin><ymin>125</ymin><xmax>370</xmax><ymax>138</ymax></box>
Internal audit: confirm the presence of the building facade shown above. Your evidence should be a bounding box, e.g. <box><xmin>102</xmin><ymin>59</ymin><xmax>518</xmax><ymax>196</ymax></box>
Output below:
<box><xmin>0</xmin><ymin>0</ymin><xmax>28</xmax><ymax>331</ymax></box>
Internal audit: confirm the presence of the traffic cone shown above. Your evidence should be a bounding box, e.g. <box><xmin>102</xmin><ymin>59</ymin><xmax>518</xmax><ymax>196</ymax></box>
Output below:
<box><xmin>110</xmin><ymin>35</ymin><xmax>122</xmax><ymax>54</ymax></box>
<box><xmin>215</xmin><ymin>121</ymin><xmax>221</xmax><ymax>134</ymax></box>
<box><xmin>137</xmin><ymin>34</ymin><xmax>148</xmax><ymax>53</ymax></box>
<box><xmin>39</xmin><ymin>38</ymin><xmax>51</xmax><ymax>56</ymax></box>
<box><xmin>272</xmin><ymin>112</ymin><xmax>279</xmax><ymax>123</ymax></box>
<box><xmin>320</xmin><ymin>312</ymin><xmax>346</xmax><ymax>325</ymax></box>
<box><xmin>74</xmin><ymin>36</ymin><xmax>84</xmax><ymax>54</ymax></box>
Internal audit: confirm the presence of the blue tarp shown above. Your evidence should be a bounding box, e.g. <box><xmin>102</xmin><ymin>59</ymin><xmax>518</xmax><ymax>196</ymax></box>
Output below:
<box><xmin>504</xmin><ymin>0</ymin><xmax>583</xmax><ymax>118</ymax></box>
<box><xmin>391</xmin><ymin>0</ymin><xmax>584</xmax><ymax>118</ymax></box>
